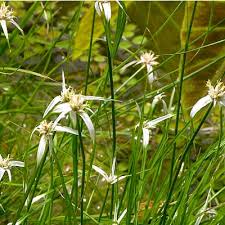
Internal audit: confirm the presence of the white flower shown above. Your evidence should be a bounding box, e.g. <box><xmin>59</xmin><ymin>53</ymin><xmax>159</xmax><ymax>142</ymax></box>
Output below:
<box><xmin>0</xmin><ymin>2</ymin><xmax>24</xmax><ymax>48</ymax></box>
<box><xmin>152</xmin><ymin>92</ymin><xmax>168</xmax><ymax>113</ymax></box>
<box><xmin>92</xmin><ymin>158</ymin><xmax>127</xmax><ymax>185</ymax></box>
<box><xmin>113</xmin><ymin>202</ymin><xmax>127</xmax><ymax>225</ymax></box>
<box><xmin>121</xmin><ymin>51</ymin><xmax>159</xmax><ymax>84</ymax></box>
<box><xmin>44</xmin><ymin>71</ymin><xmax>105</xmax><ymax>140</ymax></box>
<box><xmin>0</xmin><ymin>154</ymin><xmax>24</xmax><ymax>181</ymax></box>
<box><xmin>95</xmin><ymin>0</ymin><xmax>123</xmax><ymax>21</ymax></box>
<box><xmin>43</xmin><ymin>70</ymin><xmax>74</xmax><ymax>118</ymax></box>
<box><xmin>140</xmin><ymin>114</ymin><xmax>173</xmax><ymax>148</ymax></box>
<box><xmin>32</xmin><ymin>118</ymin><xmax>78</xmax><ymax>165</ymax></box>
<box><xmin>190</xmin><ymin>80</ymin><xmax>225</xmax><ymax>118</ymax></box>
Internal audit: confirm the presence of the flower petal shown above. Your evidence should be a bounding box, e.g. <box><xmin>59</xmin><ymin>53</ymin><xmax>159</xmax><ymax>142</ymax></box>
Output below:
<box><xmin>120</xmin><ymin>60</ymin><xmax>138</xmax><ymax>73</ymax></box>
<box><xmin>6</xmin><ymin>169</ymin><xmax>12</xmax><ymax>181</ymax></box>
<box><xmin>37</xmin><ymin>135</ymin><xmax>47</xmax><ymax>166</ymax></box>
<box><xmin>142</xmin><ymin>128</ymin><xmax>150</xmax><ymax>148</ymax></box>
<box><xmin>54</xmin><ymin>125</ymin><xmax>78</xmax><ymax>135</ymax></box>
<box><xmin>53</xmin><ymin>102</ymin><xmax>71</xmax><ymax>114</ymax></box>
<box><xmin>43</xmin><ymin>95</ymin><xmax>62</xmax><ymax>118</ymax></box>
<box><xmin>190</xmin><ymin>95</ymin><xmax>212</xmax><ymax>118</ymax></box>
<box><xmin>95</xmin><ymin>1</ymin><xmax>102</xmax><ymax>16</ymax></box>
<box><xmin>9</xmin><ymin>19</ymin><xmax>24</xmax><ymax>35</ymax></box>
<box><xmin>79</xmin><ymin>111</ymin><xmax>95</xmax><ymax>140</ymax></box>
<box><xmin>61</xmin><ymin>69</ymin><xmax>66</xmax><ymax>92</ymax></box>
<box><xmin>83</xmin><ymin>96</ymin><xmax>105</xmax><ymax>101</ymax></box>
<box><xmin>0</xmin><ymin>19</ymin><xmax>9</xmax><ymax>47</ymax></box>
<box><xmin>102</xmin><ymin>2</ymin><xmax>111</xmax><ymax>21</ymax></box>
<box><xmin>111</xmin><ymin>157</ymin><xmax>116</xmax><ymax>177</ymax></box>
<box><xmin>52</xmin><ymin>112</ymin><xmax>66</xmax><ymax>129</ymax></box>
<box><xmin>0</xmin><ymin>168</ymin><xmax>5</xmax><ymax>181</ymax></box>
<box><xmin>0</xmin><ymin>20</ymin><xmax>8</xmax><ymax>39</ymax></box>
<box><xmin>70</xmin><ymin>111</ymin><xmax>77</xmax><ymax>127</ymax></box>
<box><xmin>10</xmin><ymin>161</ymin><xmax>24</xmax><ymax>167</ymax></box>
<box><xmin>92</xmin><ymin>165</ymin><xmax>109</xmax><ymax>181</ymax></box>
<box><xmin>146</xmin><ymin>114</ymin><xmax>174</xmax><ymax>128</ymax></box>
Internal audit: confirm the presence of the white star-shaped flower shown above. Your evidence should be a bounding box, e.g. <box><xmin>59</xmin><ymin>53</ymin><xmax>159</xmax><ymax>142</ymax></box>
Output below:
<box><xmin>32</xmin><ymin>117</ymin><xmax>78</xmax><ymax>165</ymax></box>
<box><xmin>121</xmin><ymin>51</ymin><xmax>159</xmax><ymax>85</ymax></box>
<box><xmin>44</xmin><ymin>71</ymin><xmax>106</xmax><ymax>140</ymax></box>
<box><xmin>0</xmin><ymin>154</ymin><xmax>24</xmax><ymax>181</ymax></box>
<box><xmin>190</xmin><ymin>80</ymin><xmax>225</xmax><ymax>118</ymax></box>
<box><xmin>92</xmin><ymin>158</ymin><xmax>128</xmax><ymax>185</ymax></box>
<box><xmin>0</xmin><ymin>2</ymin><xmax>24</xmax><ymax>48</ymax></box>
<box><xmin>140</xmin><ymin>114</ymin><xmax>173</xmax><ymax>148</ymax></box>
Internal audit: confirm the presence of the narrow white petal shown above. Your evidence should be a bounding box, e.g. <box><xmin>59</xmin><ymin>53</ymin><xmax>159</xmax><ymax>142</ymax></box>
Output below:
<box><xmin>118</xmin><ymin>208</ymin><xmax>127</xmax><ymax>224</ymax></box>
<box><xmin>219</xmin><ymin>97</ymin><xmax>225</xmax><ymax>106</ymax></box>
<box><xmin>190</xmin><ymin>95</ymin><xmax>212</xmax><ymax>118</ymax></box>
<box><xmin>115</xmin><ymin>0</ymin><xmax>124</xmax><ymax>11</ymax></box>
<box><xmin>9</xmin><ymin>19</ymin><xmax>24</xmax><ymax>35</ymax></box>
<box><xmin>95</xmin><ymin>1</ymin><xmax>102</xmax><ymax>16</ymax></box>
<box><xmin>31</xmin><ymin>126</ymin><xmax>39</xmax><ymax>139</ymax></box>
<box><xmin>83</xmin><ymin>96</ymin><xmax>105</xmax><ymax>101</ymax></box>
<box><xmin>70</xmin><ymin>111</ymin><xmax>77</xmax><ymax>127</ymax></box>
<box><xmin>0</xmin><ymin>154</ymin><xmax>3</xmax><ymax>161</ymax></box>
<box><xmin>111</xmin><ymin>175</ymin><xmax>127</xmax><ymax>184</ymax></box>
<box><xmin>0</xmin><ymin>20</ymin><xmax>9</xmax><ymax>40</ymax></box>
<box><xmin>142</xmin><ymin>128</ymin><xmax>150</xmax><ymax>148</ymax></box>
<box><xmin>0</xmin><ymin>168</ymin><xmax>5</xmax><ymax>181</ymax></box>
<box><xmin>112</xmin><ymin>157</ymin><xmax>116</xmax><ymax>177</ymax></box>
<box><xmin>52</xmin><ymin>112</ymin><xmax>66</xmax><ymax>128</ymax></box>
<box><xmin>92</xmin><ymin>165</ymin><xmax>109</xmax><ymax>181</ymax></box>
<box><xmin>61</xmin><ymin>70</ymin><xmax>66</xmax><ymax>92</ymax></box>
<box><xmin>43</xmin><ymin>96</ymin><xmax>62</xmax><ymax>118</ymax></box>
<box><xmin>79</xmin><ymin>112</ymin><xmax>95</xmax><ymax>140</ymax></box>
<box><xmin>102</xmin><ymin>2</ymin><xmax>111</xmax><ymax>21</ymax></box>
<box><xmin>10</xmin><ymin>161</ymin><xmax>24</xmax><ymax>167</ymax></box>
<box><xmin>53</xmin><ymin>103</ymin><xmax>71</xmax><ymax>114</ymax></box>
<box><xmin>6</xmin><ymin>169</ymin><xmax>12</xmax><ymax>181</ymax></box>
<box><xmin>146</xmin><ymin>114</ymin><xmax>174</xmax><ymax>128</ymax></box>
<box><xmin>37</xmin><ymin>135</ymin><xmax>47</xmax><ymax>165</ymax></box>
<box><xmin>120</xmin><ymin>60</ymin><xmax>138</xmax><ymax>73</ymax></box>
<box><xmin>54</xmin><ymin>125</ymin><xmax>78</xmax><ymax>135</ymax></box>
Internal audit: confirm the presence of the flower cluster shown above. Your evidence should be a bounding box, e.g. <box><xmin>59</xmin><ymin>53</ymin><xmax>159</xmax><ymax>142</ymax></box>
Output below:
<box><xmin>0</xmin><ymin>2</ymin><xmax>23</xmax><ymax>47</ymax></box>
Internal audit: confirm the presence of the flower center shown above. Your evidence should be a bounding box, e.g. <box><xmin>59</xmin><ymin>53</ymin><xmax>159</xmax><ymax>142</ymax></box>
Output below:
<box><xmin>0</xmin><ymin>155</ymin><xmax>11</xmax><ymax>169</ymax></box>
<box><xmin>140</xmin><ymin>52</ymin><xmax>158</xmax><ymax>66</ymax></box>
<box><xmin>38</xmin><ymin>120</ymin><xmax>53</xmax><ymax>136</ymax></box>
<box><xmin>207</xmin><ymin>80</ymin><xmax>225</xmax><ymax>100</ymax></box>
<box><xmin>61</xmin><ymin>86</ymin><xmax>74</xmax><ymax>102</ymax></box>
<box><xmin>0</xmin><ymin>3</ymin><xmax>14</xmax><ymax>20</ymax></box>
<box><xmin>69</xmin><ymin>94</ymin><xmax>86</xmax><ymax>112</ymax></box>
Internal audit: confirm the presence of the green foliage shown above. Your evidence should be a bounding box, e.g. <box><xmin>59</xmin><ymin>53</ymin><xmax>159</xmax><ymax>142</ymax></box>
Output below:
<box><xmin>0</xmin><ymin>1</ymin><xmax>225</xmax><ymax>225</ymax></box>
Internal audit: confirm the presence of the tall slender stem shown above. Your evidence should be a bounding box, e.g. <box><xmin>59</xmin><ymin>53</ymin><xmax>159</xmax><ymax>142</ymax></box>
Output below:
<box><xmin>169</xmin><ymin>1</ymin><xmax>197</xmax><ymax>187</ymax></box>
<box><xmin>84</xmin><ymin>7</ymin><xmax>96</xmax><ymax>95</ymax></box>
<box><xmin>105</xmin><ymin>20</ymin><xmax>116</xmax><ymax>217</ymax></box>
<box><xmin>77</xmin><ymin>117</ymin><xmax>85</xmax><ymax>225</ymax></box>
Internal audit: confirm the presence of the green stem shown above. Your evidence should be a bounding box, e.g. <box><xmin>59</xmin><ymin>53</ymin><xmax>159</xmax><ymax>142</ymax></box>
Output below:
<box><xmin>84</xmin><ymin>7</ymin><xmax>96</xmax><ymax>95</ymax></box>
<box><xmin>77</xmin><ymin>118</ymin><xmax>85</xmax><ymax>225</ymax></box>
<box><xmin>105</xmin><ymin>20</ymin><xmax>116</xmax><ymax>218</ymax></box>
<box><xmin>169</xmin><ymin>1</ymin><xmax>197</xmax><ymax>188</ymax></box>
<box><xmin>52</xmin><ymin>147</ymin><xmax>74</xmax><ymax>225</ymax></box>
<box><xmin>160</xmin><ymin>102</ymin><xmax>213</xmax><ymax>225</ymax></box>
<box><xmin>98</xmin><ymin>186</ymin><xmax>110</xmax><ymax>222</ymax></box>
<box><xmin>71</xmin><ymin>131</ymin><xmax>79</xmax><ymax>215</ymax></box>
